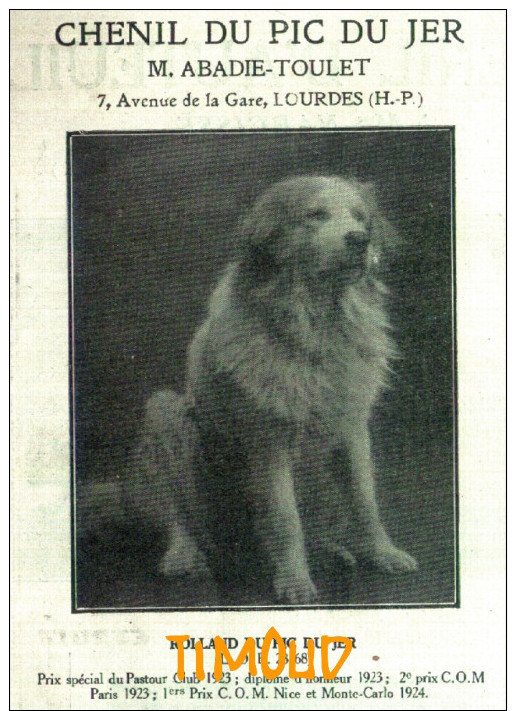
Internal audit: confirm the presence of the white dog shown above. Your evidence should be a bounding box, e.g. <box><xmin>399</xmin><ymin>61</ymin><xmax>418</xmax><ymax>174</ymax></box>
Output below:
<box><xmin>128</xmin><ymin>175</ymin><xmax>418</xmax><ymax>605</ymax></box>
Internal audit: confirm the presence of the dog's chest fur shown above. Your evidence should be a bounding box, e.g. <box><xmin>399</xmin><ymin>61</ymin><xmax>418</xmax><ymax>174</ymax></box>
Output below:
<box><xmin>188</xmin><ymin>265</ymin><xmax>395</xmax><ymax>432</ymax></box>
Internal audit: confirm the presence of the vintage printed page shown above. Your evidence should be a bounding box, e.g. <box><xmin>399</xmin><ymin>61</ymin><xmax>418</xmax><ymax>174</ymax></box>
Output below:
<box><xmin>11</xmin><ymin>10</ymin><xmax>506</xmax><ymax>710</ymax></box>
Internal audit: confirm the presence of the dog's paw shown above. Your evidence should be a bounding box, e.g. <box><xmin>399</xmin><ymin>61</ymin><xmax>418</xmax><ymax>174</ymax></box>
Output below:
<box><xmin>159</xmin><ymin>539</ymin><xmax>208</xmax><ymax>577</ymax></box>
<box><xmin>363</xmin><ymin>542</ymin><xmax>418</xmax><ymax>574</ymax></box>
<box><xmin>273</xmin><ymin>568</ymin><xmax>318</xmax><ymax>605</ymax></box>
<box><xmin>324</xmin><ymin>542</ymin><xmax>357</xmax><ymax>567</ymax></box>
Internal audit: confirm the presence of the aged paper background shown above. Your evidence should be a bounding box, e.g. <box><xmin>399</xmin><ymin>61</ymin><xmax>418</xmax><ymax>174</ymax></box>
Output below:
<box><xmin>11</xmin><ymin>10</ymin><xmax>505</xmax><ymax>709</ymax></box>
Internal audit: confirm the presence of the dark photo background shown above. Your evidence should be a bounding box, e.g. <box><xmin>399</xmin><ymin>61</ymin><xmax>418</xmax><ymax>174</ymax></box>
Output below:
<box><xmin>71</xmin><ymin>129</ymin><xmax>456</xmax><ymax>609</ymax></box>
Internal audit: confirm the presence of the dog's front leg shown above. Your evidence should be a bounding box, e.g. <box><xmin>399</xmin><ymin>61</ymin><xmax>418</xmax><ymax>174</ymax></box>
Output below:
<box><xmin>246</xmin><ymin>442</ymin><xmax>317</xmax><ymax>604</ymax></box>
<box><xmin>337</xmin><ymin>424</ymin><xmax>418</xmax><ymax>573</ymax></box>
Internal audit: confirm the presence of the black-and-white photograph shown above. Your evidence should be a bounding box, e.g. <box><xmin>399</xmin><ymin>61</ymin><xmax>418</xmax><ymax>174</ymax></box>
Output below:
<box><xmin>71</xmin><ymin>129</ymin><xmax>457</xmax><ymax>611</ymax></box>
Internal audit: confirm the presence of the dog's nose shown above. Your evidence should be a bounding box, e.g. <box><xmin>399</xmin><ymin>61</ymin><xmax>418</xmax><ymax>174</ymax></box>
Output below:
<box><xmin>346</xmin><ymin>231</ymin><xmax>370</xmax><ymax>248</ymax></box>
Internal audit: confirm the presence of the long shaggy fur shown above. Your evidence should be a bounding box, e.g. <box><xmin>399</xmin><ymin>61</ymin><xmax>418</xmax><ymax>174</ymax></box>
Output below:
<box><xmin>127</xmin><ymin>175</ymin><xmax>418</xmax><ymax>604</ymax></box>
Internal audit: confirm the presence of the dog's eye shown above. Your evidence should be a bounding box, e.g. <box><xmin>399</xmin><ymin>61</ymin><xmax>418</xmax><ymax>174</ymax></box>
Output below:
<box><xmin>306</xmin><ymin>208</ymin><xmax>330</xmax><ymax>221</ymax></box>
<box><xmin>351</xmin><ymin>208</ymin><xmax>367</xmax><ymax>223</ymax></box>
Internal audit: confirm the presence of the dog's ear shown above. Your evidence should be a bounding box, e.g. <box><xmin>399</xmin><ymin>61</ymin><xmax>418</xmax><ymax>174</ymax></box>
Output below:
<box><xmin>244</xmin><ymin>229</ymin><xmax>283</xmax><ymax>282</ymax></box>
<box><xmin>238</xmin><ymin>204</ymin><xmax>284</xmax><ymax>283</ymax></box>
<box><xmin>359</xmin><ymin>181</ymin><xmax>403</xmax><ymax>259</ymax></box>
<box><xmin>372</xmin><ymin>212</ymin><xmax>402</xmax><ymax>253</ymax></box>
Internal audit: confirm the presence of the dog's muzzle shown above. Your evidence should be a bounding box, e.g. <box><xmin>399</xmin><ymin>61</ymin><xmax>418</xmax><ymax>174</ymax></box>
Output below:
<box><xmin>319</xmin><ymin>232</ymin><xmax>370</xmax><ymax>284</ymax></box>
<box><xmin>345</xmin><ymin>231</ymin><xmax>370</xmax><ymax>278</ymax></box>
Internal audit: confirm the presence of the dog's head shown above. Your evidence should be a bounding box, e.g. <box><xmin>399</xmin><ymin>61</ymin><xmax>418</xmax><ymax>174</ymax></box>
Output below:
<box><xmin>238</xmin><ymin>175</ymin><xmax>397</xmax><ymax>293</ymax></box>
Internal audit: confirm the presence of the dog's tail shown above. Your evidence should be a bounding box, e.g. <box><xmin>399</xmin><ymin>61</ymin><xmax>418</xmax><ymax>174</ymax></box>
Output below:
<box><xmin>75</xmin><ymin>389</ymin><xmax>201</xmax><ymax>538</ymax></box>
